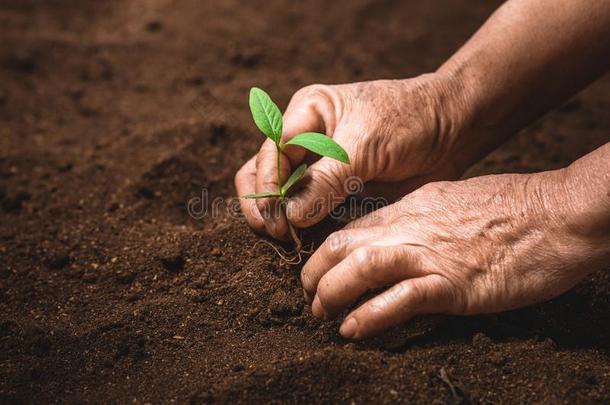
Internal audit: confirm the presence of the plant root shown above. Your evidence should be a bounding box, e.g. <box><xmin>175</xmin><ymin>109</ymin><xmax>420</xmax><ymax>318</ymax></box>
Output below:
<box><xmin>254</xmin><ymin>207</ymin><xmax>313</xmax><ymax>266</ymax></box>
<box><xmin>254</xmin><ymin>240</ymin><xmax>314</xmax><ymax>266</ymax></box>
<box><xmin>286</xmin><ymin>220</ymin><xmax>302</xmax><ymax>252</ymax></box>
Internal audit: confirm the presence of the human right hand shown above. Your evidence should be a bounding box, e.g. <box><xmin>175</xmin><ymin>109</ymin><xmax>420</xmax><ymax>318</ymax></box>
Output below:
<box><xmin>235</xmin><ymin>74</ymin><xmax>473</xmax><ymax>239</ymax></box>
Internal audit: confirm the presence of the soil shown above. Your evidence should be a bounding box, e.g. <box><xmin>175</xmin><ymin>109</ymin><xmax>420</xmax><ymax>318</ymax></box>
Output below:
<box><xmin>1</xmin><ymin>0</ymin><xmax>609</xmax><ymax>403</ymax></box>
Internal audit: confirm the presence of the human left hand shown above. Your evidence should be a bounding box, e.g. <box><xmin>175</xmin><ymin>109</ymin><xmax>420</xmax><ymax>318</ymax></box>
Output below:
<box><xmin>302</xmin><ymin>169</ymin><xmax>608</xmax><ymax>339</ymax></box>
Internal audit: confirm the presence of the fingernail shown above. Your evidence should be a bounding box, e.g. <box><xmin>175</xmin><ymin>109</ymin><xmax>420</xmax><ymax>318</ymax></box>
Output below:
<box><xmin>340</xmin><ymin>317</ymin><xmax>358</xmax><ymax>339</ymax></box>
<box><xmin>312</xmin><ymin>295</ymin><xmax>327</xmax><ymax>320</ymax></box>
<box><xmin>269</xmin><ymin>221</ymin><xmax>277</xmax><ymax>237</ymax></box>
<box><xmin>303</xmin><ymin>289</ymin><xmax>313</xmax><ymax>304</ymax></box>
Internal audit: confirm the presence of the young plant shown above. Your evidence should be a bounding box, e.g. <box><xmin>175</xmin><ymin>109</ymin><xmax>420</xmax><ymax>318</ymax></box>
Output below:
<box><xmin>242</xmin><ymin>87</ymin><xmax>350</xmax><ymax>251</ymax></box>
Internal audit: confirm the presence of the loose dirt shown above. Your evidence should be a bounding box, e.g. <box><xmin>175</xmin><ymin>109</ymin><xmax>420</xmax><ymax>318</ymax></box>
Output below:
<box><xmin>1</xmin><ymin>0</ymin><xmax>608</xmax><ymax>403</ymax></box>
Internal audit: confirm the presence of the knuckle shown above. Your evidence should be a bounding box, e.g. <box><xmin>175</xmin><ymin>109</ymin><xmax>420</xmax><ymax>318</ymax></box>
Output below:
<box><xmin>352</xmin><ymin>246</ymin><xmax>375</xmax><ymax>267</ymax></box>
<box><xmin>407</xmin><ymin>281</ymin><xmax>425</xmax><ymax>305</ymax></box>
<box><xmin>292</xmin><ymin>84</ymin><xmax>337</xmax><ymax>114</ymax></box>
<box><xmin>411</xmin><ymin>182</ymin><xmax>433</xmax><ymax>196</ymax></box>
<box><xmin>354</xmin><ymin>257</ymin><xmax>373</xmax><ymax>283</ymax></box>
<box><xmin>326</xmin><ymin>231</ymin><xmax>351</xmax><ymax>256</ymax></box>
<box><xmin>296</xmin><ymin>84</ymin><xmax>331</xmax><ymax>101</ymax></box>
<box><xmin>419</xmin><ymin>181</ymin><xmax>450</xmax><ymax>196</ymax></box>
<box><xmin>400</xmin><ymin>181</ymin><xmax>450</xmax><ymax>212</ymax></box>
<box><xmin>365</xmin><ymin>296</ymin><xmax>386</xmax><ymax>318</ymax></box>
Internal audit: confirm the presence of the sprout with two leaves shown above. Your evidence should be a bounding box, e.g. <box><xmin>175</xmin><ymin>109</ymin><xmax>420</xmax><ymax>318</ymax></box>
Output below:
<box><xmin>242</xmin><ymin>87</ymin><xmax>350</xmax><ymax>258</ymax></box>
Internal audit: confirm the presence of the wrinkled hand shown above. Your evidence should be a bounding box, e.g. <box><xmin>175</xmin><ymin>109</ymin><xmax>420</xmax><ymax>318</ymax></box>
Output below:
<box><xmin>302</xmin><ymin>170</ymin><xmax>606</xmax><ymax>339</ymax></box>
<box><xmin>235</xmin><ymin>74</ymin><xmax>468</xmax><ymax>239</ymax></box>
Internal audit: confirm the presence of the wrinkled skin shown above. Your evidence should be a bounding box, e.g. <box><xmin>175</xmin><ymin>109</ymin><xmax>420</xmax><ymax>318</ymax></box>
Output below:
<box><xmin>235</xmin><ymin>0</ymin><xmax>610</xmax><ymax>340</ymax></box>
<box><xmin>235</xmin><ymin>75</ymin><xmax>469</xmax><ymax>239</ymax></box>
<box><xmin>235</xmin><ymin>77</ymin><xmax>609</xmax><ymax>340</ymax></box>
<box><xmin>302</xmin><ymin>171</ymin><xmax>606</xmax><ymax>339</ymax></box>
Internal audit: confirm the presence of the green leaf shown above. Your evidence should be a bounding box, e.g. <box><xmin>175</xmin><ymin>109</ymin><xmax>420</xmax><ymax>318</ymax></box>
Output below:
<box><xmin>249</xmin><ymin>87</ymin><xmax>283</xmax><ymax>144</ymax></box>
<box><xmin>281</xmin><ymin>163</ymin><xmax>307</xmax><ymax>196</ymax></box>
<box><xmin>285</xmin><ymin>132</ymin><xmax>350</xmax><ymax>164</ymax></box>
<box><xmin>241</xmin><ymin>191</ymin><xmax>280</xmax><ymax>199</ymax></box>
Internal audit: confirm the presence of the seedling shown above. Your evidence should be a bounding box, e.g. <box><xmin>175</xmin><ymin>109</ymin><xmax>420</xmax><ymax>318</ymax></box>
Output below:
<box><xmin>242</xmin><ymin>87</ymin><xmax>350</xmax><ymax>255</ymax></box>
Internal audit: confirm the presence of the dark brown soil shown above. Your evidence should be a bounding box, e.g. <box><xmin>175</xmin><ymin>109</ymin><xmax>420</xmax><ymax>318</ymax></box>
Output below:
<box><xmin>1</xmin><ymin>1</ymin><xmax>609</xmax><ymax>403</ymax></box>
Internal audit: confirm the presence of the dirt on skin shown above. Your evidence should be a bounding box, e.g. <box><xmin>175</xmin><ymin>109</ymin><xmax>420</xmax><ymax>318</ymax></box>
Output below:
<box><xmin>0</xmin><ymin>0</ymin><xmax>609</xmax><ymax>403</ymax></box>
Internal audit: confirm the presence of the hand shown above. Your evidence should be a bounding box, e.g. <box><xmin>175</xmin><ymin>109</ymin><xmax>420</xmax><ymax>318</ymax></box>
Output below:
<box><xmin>301</xmin><ymin>170</ymin><xmax>608</xmax><ymax>339</ymax></box>
<box><xmin>235</xmin><ymin>74</ymin><xmax>471</xmax><ymax>239</ymax></box>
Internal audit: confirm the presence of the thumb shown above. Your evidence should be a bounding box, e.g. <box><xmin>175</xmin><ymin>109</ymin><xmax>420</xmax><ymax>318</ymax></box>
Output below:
<box><xmin>279</xmin><ymin>84</ymin><xmax>337</xmax><ymax>166</ymax></box>
<box><xmin>286</xmin><ymin>151</ymin><xmax>358</xmax><ymax>228</ymax></box>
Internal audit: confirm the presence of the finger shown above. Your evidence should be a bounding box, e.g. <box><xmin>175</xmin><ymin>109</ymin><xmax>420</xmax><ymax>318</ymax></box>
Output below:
<box><xmin>286</xmin><ymin>153</ymin><xmax>356</xmax><ymax>228</ymax></box>
<box><xmin>339</xmin><ymin>274</ymin><xmax>453</xmax><ymax>340</ymax></box>
<box><xmin>301</xmin><ymin>226</ymin><xmax>390</xmax><ymax>302</ymax></box>
<box><xmin>312</xmin><ymin>245</ymin><xmax>426</xmax><ymax>320</ymax></box>
<box><xmin>255</xmin><ymin>139</ymin><xmax>292</xmax><ymax>239</ymax></box>
<box><xmin>235</xmin><ymin>156</ymin><xmax>266</xmax><ymax>234</ymax></box>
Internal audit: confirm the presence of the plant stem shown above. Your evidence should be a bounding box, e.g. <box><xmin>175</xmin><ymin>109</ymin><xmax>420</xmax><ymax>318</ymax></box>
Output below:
<box><xmin>276</xmin><ymin>144</ymin><xmax>282</xmax><ymax>198</ymax></box>
<box><xmin>277</xmin><ymin>143</ymin><xmax>302</xmax><ymax>252</ymax></box>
